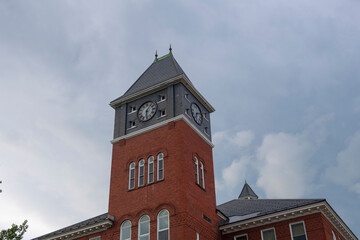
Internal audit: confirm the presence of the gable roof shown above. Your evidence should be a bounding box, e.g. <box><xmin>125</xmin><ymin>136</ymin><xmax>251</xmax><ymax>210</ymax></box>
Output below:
<box><xmin>32</xmin><ymin>213</ymin><xmax>114</xmax><ymax>240</ymax></box>
<box><xmin>238</xmin><ymin>183</ymin><xmax>258</xmax><ymax>199</ymax></box>
<box><xmin>110</xmin><ymin>53</ymin><xmax>186</xmax><ymax>105</ymax></box>
<box><xmin>217</xmin><ymin>198</ymin><xmax>325</xmax><ymax>225</ymax></box>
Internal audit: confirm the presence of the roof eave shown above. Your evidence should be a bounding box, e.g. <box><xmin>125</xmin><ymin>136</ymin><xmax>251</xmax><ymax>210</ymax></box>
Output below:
<box><xmin>109</xmin><ymin>74</ymin><xmax>215</xmax><ymax>113</ymax></box>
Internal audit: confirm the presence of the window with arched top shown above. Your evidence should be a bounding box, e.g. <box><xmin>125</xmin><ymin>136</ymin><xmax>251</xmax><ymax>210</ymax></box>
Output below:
<box><xmin>157</xmin><ymin>209</ymin><xmax>169</xmax><ymax>240</ymax></box>
<box><xmin>194</xmin><ymin>157</ymin><xmax>199</xmax><ymax>185</ymax></box>
<box><xmin>138</xmin><ymin>159</ymin><xmax>145</xmax><ymax>187</ymax></box>
<box><xmin>200</xmin><ymin>161</ymin><xmax>205</xmax><ymax>189</ymax></box>
<box><xmin>157</xmin><ymin>153</ymin><xmax>164</xmax><ymax>181</ymax></box>
<box><xmin>138</xmin><ymin>215</ymin><xmax>150</xmax><ymax>240</ymax></box>
<box><xmin>120</xmin><ymin>220</ymin><xmax>131</xmax><ymax>240</ymax></box>
<box><xmin>129</xmin><ymin>162</ymin><xmax>135</xmax><ymax>189</ymax></box>
<box><xmin>148</xmin><ymin>156</ymin><xmax>154</xmax><ymax>184</ymax></box>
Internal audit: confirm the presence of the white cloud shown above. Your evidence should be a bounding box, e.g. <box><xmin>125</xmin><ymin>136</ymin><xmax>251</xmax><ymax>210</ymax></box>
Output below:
<box><xmin>213</xmin><ymin>130</ymin><xmax>254</xmax><ymax>148</ymax></box>
<box><xmin>216</xmin><ymin>156</ymin><xmax>251</xmax><ymax>192</ymax></box>
<box><xmin>326</xmin><ymin>131</ymin><xmax>360</xmax><ymax>196</ymax></box>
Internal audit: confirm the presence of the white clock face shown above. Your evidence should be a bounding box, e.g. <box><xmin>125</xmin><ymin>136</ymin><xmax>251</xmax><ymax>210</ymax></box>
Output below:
<box><xmin>191</xmin><ymin>103</ymin><xmax>202</xmax><ymax>125</ymax></box>
<box><xmin>138</xmin><ymin>101</ymin><xmax>157</xmax><ymax>121</ymax></box>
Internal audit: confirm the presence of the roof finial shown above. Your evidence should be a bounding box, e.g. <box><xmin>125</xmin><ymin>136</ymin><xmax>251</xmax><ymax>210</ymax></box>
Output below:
<box><xmin>169</xmin><ymin>44</ymin><xmax>172</xmax><ymax>53</ymax></box>
<box><xmin>245</xmin><ymin>179</ymin><xmax>247</xmax><ymax>184</ymax></box>
<box><xmin>155</xmin><ymin>50</ymin><xmax>158</xmax><ymax>61</ymax></box>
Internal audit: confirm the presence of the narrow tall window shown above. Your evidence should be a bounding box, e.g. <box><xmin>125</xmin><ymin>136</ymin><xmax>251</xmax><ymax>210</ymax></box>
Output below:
<box><xmin>332</xmin><ymin>231</ymin><xmax>336</xmax><ymax>240</ymax></box>
<box><xmin>138</xmin><ymin>159</ymin><xmax>145</xmax><ymax>187</ymax></box>
<box><xmin>157</xmin><ymin>209</ymin><xmax>169</xmax><ymax>240</ymax></box>
<box><xmin>290</xmin><ymin>222</ymin><xmax>307</xmax><ymax>240</ymax></box>
<box><xmin>148</xmin><ymin>156</ymin><xmax>154</xmax><ymax>184</ymax></box>
<box><xmin>138</xmin><ymin>215</ymin><xmax>150</xmax><ymax>240</ymax></box>
<box><xmin>195</xmin><ymin>157</ymin><xmax>199</xmax><ymax>185</ymax></box>
<box><xmin>200</xmin><ymin>161</ymin><xmax>205</xmax><ymax>189</ymax></box>
<box><xmin>129</xmin><ymin>162</ymin><xmax>135</xmax><ymax>189</ymax></box>
<box><xmin>157</xmin><ymin>153</ymin><xmax>164</xmax><ymax>181</ymax></box>
<box><xmin>262</xmin><ymin>228</ymin><xmax>276</xmax><ymax>240</ymax></box>
<box><xmin>120</xmin><ymin>220</ymin><xmax>131</xmax><ymax>240</ymax></box>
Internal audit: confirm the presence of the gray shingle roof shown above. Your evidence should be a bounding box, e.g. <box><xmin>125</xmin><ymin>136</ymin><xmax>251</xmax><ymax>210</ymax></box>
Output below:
<box><xmin>32</xmin><ymin>213</ymin><xmax>114</xmax><ymax>240</ymax></box>
<box><xmin>238</xmin><ymin>183</ymin><xmax>258</xmax><ymax>199</ymax></box>
<box><xmin>216</xmin><ymin>198</ymin><xmax>325</xmax><ymax>225</ymax></box>
<box><xmin>111</xmin><ymin>53</ymin><xmax>186</xmax><ymax>104</ymax></box>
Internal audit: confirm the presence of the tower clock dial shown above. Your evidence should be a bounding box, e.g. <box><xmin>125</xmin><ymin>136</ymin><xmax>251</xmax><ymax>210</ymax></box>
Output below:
<box><xmin>191</xmin><ymin>102</ymin><xmax>203</xmax><ymax>125</ymax></box>
<box><xmin>138</xmin><ymin>101</ymin><xmax>157</xmax><ymax>121</ymax></box>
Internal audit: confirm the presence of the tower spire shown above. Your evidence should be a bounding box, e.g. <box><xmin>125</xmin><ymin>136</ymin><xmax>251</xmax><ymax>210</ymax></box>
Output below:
<box><xmin>169</xmin><ymin>44</ymin><xmax>172</xmax><ymax>53</ymax></box>
<box><xmin>155</xmin><ymin>50</ymin><xmax>158</xmax><ymax>62</ymax></box>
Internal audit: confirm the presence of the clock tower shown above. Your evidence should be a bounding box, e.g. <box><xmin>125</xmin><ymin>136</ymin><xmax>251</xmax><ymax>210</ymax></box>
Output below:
<box><xmin>108</xmin><ymin>49</ymin><xmax>218</xmax><ymax>240</ymax></box>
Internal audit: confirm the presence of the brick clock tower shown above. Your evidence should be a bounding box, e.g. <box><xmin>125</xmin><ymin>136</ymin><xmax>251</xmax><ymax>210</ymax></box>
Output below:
<box><xmin>108</xmin><ymin>49</ymin><xmax>218</xmax><ymax>240</ymax></box>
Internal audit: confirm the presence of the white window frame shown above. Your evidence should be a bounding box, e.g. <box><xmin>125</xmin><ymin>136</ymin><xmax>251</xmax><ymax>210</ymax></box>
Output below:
<box><xmin>234</xmin><ymin>233</ymin><xmax>248</xmax><ymax>240</ymax></box>
<box><xmin>261</xmin><ymin>227</ymin><xmax>277</xmax><ymax>240</ymax></box>
<box><xmin>129</xmin><ymin>106</ymin><xmax>137</xmax><ymax>114</ymax></box>
<box><xmin>289</xmin><ymin>221</ymin><xmax>308</xmax><ymax>240</ymax></box>
<box><xmin>89</xmin><ymin>237</ymin><xmax>101</xmax><ymax>240</ymax></box>
<box><xmin>129</xmin><ymin>162</ymin><xmax>135</xmax><ymax>189</ymax></box>
<box><xmin>120</xmin><ymin>220</ymin><xmax>131</xmax><ymax>240</ymax></box>
<box><xmin>138</xmin><ymin>215</ymin><xmax>150</xmax><ymax>240</ymax></box>
<box><xmin>148</xmin><ymin>156</ymin><xmax>154</xmax><ymax>184</ymax></box>
<box><xmin>157</xmin><ymin>209</ymin><xmax>170</xmax><ymax>240</ymax></box>
<box><xmin>157</xmin><ymin>153</ymin><xmax>164</xmax><ymax>181</ymax></box>
<box><xmin>138</xmin><ymin>159</ymin><xmax>145</xmax><ymax>187</ymax></box>
<box><xmin>195</xmin><ymin>157</ymin><xmax>199</xmax><ymax>185</ymax></box>
<box><xmin>200</xmin><ymin>161</ymin><xmax>205</xmax><ymax>189</ymax></box>
<box><xmin>158</xmin><ymin>94</ymin><xmax>166</xmax><ymax>102</ymax></box>
<box><xmin>332</xmin><ymin>231</ymin><xmax>337</xmax><ymax>240</ymax></box>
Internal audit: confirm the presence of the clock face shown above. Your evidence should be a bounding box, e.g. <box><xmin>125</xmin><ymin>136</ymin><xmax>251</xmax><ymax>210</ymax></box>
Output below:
<box><xmin>138</xmin><ymin>101</ymin><xmax>157</xmax><ymax>122</ymax></box>
<box><xmin>191</xmin><ymin>103</ymin><xmax>203</xmax><ymax>125</ymax></box>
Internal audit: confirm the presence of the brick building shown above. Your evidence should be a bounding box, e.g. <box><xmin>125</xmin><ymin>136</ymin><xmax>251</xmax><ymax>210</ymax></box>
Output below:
<box><xmin>33</xmin><ymin>50</ymin><xmax>357</xmax><ymax>240</ymax></box>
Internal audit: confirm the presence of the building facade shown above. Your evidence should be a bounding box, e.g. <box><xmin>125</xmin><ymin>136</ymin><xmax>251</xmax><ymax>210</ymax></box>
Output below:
<box><xmin>33</xmin><ymin>50</ymin><xmax>357</xmax><ymax>240</ymax></box>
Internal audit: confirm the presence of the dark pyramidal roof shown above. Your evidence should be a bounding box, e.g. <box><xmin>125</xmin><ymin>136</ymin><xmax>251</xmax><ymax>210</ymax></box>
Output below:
<box><xmin>111</xmin><ymin>51</ymin><xmax>186</xmax><ymax>104</ymax></box>
<box><xmin>238</xmin><ymin>182</ymin><xmax>258</xmax><ymax>199</ymax></box>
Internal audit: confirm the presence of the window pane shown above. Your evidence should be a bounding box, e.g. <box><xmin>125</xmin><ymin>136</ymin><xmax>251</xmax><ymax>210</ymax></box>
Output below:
<box><xmin>159</xmin><ymin>216</ymin><xmax>168</xmax><ymax>230</ymax></box>
<box><xmin>140</xmin><ymin>176</ymin><xmax>144</xmax><ymax>186</ymax></box>
<box><xmin>293</xmin><ymin>236</ymin><xmax>306</xmax><ymax>240</ymax></box>
<box><xmin>263</xmin><ymin>229</ymin><xmax>276</xmax><ymax>240</ymax></box>
<box><xmin>140</xmin><ymin>221</ymin><xmax>149</xmax><ymax>235</ymax></box>
<box><xmin>130</xmin><ymin>179</ymin><xmax>134</xmax><ymax>189</ymax></box>
<box><xmin>159</xmin><ymin>169</ymin><xmax>163</xmax><ymax>180</ymax></box>
<box><xmin>139</xmin><ymin>236</ymin><xmax>149</xmax><ymax>240</ymax></box>
<box><xmin>235</xmin><ymin>236</ymin><xmax>247</xmax><ymax>240</ymax></box>
<box><xmin>292</xmin><ymin>223</ymin><xmax>305</xmax><ymax>237</ymax></box>
<box><xmin>121</xmin><ymin>228</ymin><xmax>130</xmax><ymax>239</ymax></box>
<box><xmin>159</xmin><ymin>160</ymin><xmax>163</xmax><ymax>169</ymax></box>
<box><xmin>158</xmin><ymin>230</ymin><xmax>168</xmax><ymax>240</ymax></box>
<box><xmin>149</xmin><ymin>172</ymin><xmax>154</xmax><ymax>183</ymax></box>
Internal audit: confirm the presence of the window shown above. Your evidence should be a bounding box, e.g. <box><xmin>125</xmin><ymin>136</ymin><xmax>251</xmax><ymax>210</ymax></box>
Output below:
<box><xmin>196</xmin><ymin>233</ymin><xmax>199</xmax><ymax>240</ymax></box>
<box><xmin>234</xmin><ymin>234</ymin><xmax>248</xmax><ymax>240</ymax></box>
<box><xmin>138</xmin><ymin>159</ymin><xmax>145</xmax><ymax>187</ymax></box>
<box><xmin>160</xmin><ymin>109</ymin><xmax>166</xmax><ymax>117</ymax></box>
<box><xmin>120</xmin><ymin>220</ymin><xmax>131</xmax><ymax>240</ymax></box>
<box><xmin>261</xmin><ymin>228</ymin><xmax>276</xmax><ymax>240</ymax></box>
<box><xmin>129</xmin><ymin>120</ymin><xmax>136</xmax><ymax>128</ymax></box>
<box><xmin>290</xmin><ymin>222</ymin><xmax>307</xmax><ymax>240</ymax></box>
<box><xmin>129</xmin><ymin>162</ymin><xmax>135</xmax><ymax>189</ymax></box>
<box><xmin>138</xmin><ymin>215</ymin><xmax>150</xmax><ymax>240</ymax></box>
<box><xmin>200</xmin><ymin>161</ymin><xmax>205</xmax><ymax>189</ymax></box>
<box><xmin>157</xmin><ymin>209</ymin><xmax>169</xmax><ymax>240</ymax></box>
<box><xmin>157</xmin><ymin>153</ymin><xmax>164</xmax><ymax>181</ymax></box>
<box><xmin>332</xmin><ymin>231</ymin><xmax>336</xmax><ymax>240</ymax></box>
<box><xmin>130</xmin><ymin>106</ymin><xmax>136</xmax><ymax>113</ymax></box>
<box><xmin>89</xmin><ymin>237</ymin><xmax>100</xmax><ymax>240</ymax></box>
<box><xmin>195</xmin><ymin>157</ymin><xmax>199</xmax><ymax>185</ymax></box>
<box><xmin>159</xmin><ymin>95</ymin><xmax>166</xmax><ymax>101</ymax></box>
<box><xmin>148</xmin><ymin>156</ymin><xmax>154</xmax><ymax>184</ymax></box>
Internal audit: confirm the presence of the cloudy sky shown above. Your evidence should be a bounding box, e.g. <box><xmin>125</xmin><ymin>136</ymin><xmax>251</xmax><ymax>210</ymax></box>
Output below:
<box><xmin>0</xmin><ymin>0</ymin><xmax>359</xmax><ymax>238</ymax></box>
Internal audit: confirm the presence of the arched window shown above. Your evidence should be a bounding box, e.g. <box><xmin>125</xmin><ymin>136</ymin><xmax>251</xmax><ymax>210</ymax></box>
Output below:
<box><xmin>129</xmin><ymin>162</ymin><xmax>135</xmax><ymax>189</ymax></box>
<box><xmin>157</xmin><ymin>153</ymin><xmax>164</xmax><ymax>181</ymax></box>
<box><xmin>138</xmin><ymin>215</ymin><xmax>150</xmax><ymax>240</ymax></box>
<box><xmin>157</xmin><ymin>209</ymin><xmax>169</xmax><ymax>240</ymax></box>
<box><xmin>194</xmin><ymin>157</ymin><xmax>199</xmax><ymax>185</ymax></box>
<box><xmin>138</xmin><ymin>159</ymin><xmax>145</xmax><ymax>187</ymax></box>
<box><xmin>200</xmin><ymin>161</ymin><xmax>205</xmax><ymax>189</ymax></box>
<box><xmin>120</xmin><ymin>220</ymin><xmax>131</xmax><ymax>240</ymax></box>
<box><xmin>148</xmin><ymin>156</ymin><xmax>154</xmax><ymax>184</ymax></box>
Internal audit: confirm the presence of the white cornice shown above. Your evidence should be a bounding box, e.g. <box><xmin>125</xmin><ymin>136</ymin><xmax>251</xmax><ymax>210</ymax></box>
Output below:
<box><xmin>111</xmin><ymin>114</ymin><xmax>214</xmax><ymax>148</ymax></box>
<box><xmin>109</xmin><ymin>74</ymin><xmax>215</xmax><ymax>113</ymax></box>
<box><xmin>39</xmin><ymin>219</ymin><xmax>113</xmax><ymax>240</ymax></box>
<box><xmin>219</xmin><ymin>201</ymin><xmax>357</xmax><ymax>240</ymax></box>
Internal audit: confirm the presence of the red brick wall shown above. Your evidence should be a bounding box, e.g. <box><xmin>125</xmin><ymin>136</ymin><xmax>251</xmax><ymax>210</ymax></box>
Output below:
<box><xmin>220</xmin><ymin>213</ymin><xmax>331</xmax><ymax>240</ymax></box>
<box><xmin>106</xmin><ymin>120</ymin><xmax>219</xmax><ymax>240</ymax></box>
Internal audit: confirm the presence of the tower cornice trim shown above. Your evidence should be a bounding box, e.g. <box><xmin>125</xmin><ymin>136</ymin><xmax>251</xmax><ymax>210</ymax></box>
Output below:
<box><xmin>111</xmin><ymin>114</ymin><xmax>214</xmax><ymax>148</ymax></box>
<box><xmin>110</xmin><ymin>74</ymin><xmax>215</xmax><ymax>113</ymax></box>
